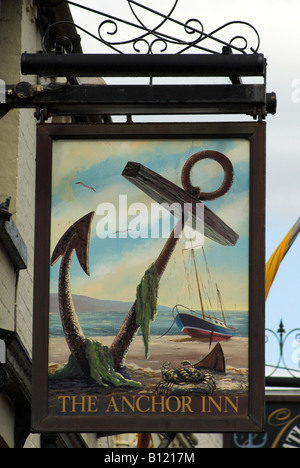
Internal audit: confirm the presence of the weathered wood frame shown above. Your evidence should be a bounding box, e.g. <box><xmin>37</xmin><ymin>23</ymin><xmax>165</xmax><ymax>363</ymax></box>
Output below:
<box><xmin>32</xmin><ymin>121</ymin><xmax>266</xmax><ymax>433</ymax></box>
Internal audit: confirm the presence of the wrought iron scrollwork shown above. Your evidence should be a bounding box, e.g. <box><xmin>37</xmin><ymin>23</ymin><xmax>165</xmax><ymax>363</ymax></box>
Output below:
<box><xmin>266</xmin><ymin>320</ymin><xmax>300</xmax><ymax>378</ymax></box>
<box><xmin>42</xmin><ymin>0</ymin><xmax>260</xmax><ymax>55</ymax></box>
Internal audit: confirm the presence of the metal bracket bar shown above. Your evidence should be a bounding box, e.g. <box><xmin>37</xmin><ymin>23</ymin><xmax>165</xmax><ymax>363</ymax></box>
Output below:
<box><xmin>21</xmin><ymin>52</ymin><xmax>266</xmax><ymax>78</ymax></box>
<box><xmin>0</xmin><ymin>83</ymin><xmax>276</xmax><ymax>120</ymax></box>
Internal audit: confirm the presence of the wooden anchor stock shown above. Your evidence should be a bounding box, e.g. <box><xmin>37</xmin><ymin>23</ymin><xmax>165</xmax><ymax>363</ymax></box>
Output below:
<box><xmin>110</xmin><ymin>153</ymin><xmax>239</xmax><ymax>369</ymax></box>
<box><xmin>122</xmin><ymin>161</ymin><xmax>239</xmax><ymax>247</ymax></box>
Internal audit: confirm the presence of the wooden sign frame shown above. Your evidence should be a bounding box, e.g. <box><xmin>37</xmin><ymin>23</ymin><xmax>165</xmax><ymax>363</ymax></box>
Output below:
<box><xmin>32</xmin><ymin>122</ymin><xmax>266</xmax><ymax>433</ymax></box>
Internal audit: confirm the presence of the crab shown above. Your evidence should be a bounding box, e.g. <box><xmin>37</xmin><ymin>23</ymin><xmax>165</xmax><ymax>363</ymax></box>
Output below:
<box><xmin>156</xmin><ymin>360</ymin><xmax>215</xmax><ymax>396</ymax></box>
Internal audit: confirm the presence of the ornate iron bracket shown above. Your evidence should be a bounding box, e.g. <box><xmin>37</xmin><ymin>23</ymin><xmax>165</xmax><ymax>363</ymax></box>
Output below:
<box><xmin>41</xmin><ymin>0</ymin><xmax>260</xmax><ymax>55</ymax></box>
<box><xmin>266</xmin><ymin>320</ymin><xmax>300</xmax><ymax>380</ymax></box>
<box><xmin>0</xmin><ymin>0</ymin><xmax>277</xmax><ymax>121</ymax></box>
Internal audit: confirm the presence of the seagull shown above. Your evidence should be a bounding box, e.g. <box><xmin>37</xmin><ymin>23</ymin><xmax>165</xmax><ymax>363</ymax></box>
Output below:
<box><xmin>75</xmin><ymin>182</ymin><xmax>96</xmax><ymax>192</ymax></box>
<box><xmin>113</xmin><ymin>229</ymin><xmax>132</xmax><ymax>234</ymax></box>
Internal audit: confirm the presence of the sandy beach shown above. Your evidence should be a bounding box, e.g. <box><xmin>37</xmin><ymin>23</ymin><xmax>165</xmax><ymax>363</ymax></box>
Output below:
<box><xmin>47</xmin><ymin>335</ymin><xmax>249</xmax><ymax>404</ymax></box>
<box><xmin>49</xmin><ymin>335</ymin><xmax>248</xmax><ymax>372</ymax></box>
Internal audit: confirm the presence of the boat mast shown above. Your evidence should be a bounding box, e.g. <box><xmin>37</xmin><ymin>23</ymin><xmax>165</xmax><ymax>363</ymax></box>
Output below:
<box><xmin>216</xmin><ymin>284</ymin><xmax>227</xmax><ymax>325</ymax></box>
<box><xmin>191</xmin><ymin>248</ymin><xmax>206</xmax><ymax>320</ymax></box>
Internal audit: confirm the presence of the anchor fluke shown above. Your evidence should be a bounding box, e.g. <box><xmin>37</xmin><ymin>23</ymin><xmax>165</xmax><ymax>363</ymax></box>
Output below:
<box><xmin>50</xmin><ymin>211</ymin><xmax>95</xmax><ymax>275</ymax></box>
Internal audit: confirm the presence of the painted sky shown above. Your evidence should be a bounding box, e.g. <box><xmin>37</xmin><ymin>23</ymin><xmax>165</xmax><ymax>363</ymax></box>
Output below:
<box><xmin>50</xmin><ymin>137</ymin><xmax>250</xmax><ymax>312</ymax></box>
<box><xmin>66</xmin><ymin>1</ymin><xmax>300</xmax><ymax>374</ymax></box>
<box><xmin>41</xmin><ymin>0</ymin><xmax>300</xmax><ymax>380</ymax></box>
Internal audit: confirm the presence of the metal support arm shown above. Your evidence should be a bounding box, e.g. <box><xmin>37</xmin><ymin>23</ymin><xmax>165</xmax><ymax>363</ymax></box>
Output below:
<box><xmin>1</xmin><ymin>83</ymin><xmax>276</xmax><ymax>120</ymax></box>
<box><xmin>21</xmin><ymin>52</ymin><xmax>266</xmax><ymax>78</ymax></box>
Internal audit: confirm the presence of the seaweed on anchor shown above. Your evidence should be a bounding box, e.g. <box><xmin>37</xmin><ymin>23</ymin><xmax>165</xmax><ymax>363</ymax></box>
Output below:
<box><xmin>49</xmin><ymin>338</ymin><xmax>141</xmax><ymax>389</ymax></box>
<box><xmin>135</xmin><ymin>262</ymin><xmax>159</xmax><ymax>359</ymax></box>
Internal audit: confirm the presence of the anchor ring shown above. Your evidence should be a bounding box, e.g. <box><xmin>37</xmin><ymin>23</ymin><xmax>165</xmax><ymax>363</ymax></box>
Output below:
<box><xmin>181</xmin><ymin>150</ymin><xmax>234</xmax><ymax>201</ymax></box>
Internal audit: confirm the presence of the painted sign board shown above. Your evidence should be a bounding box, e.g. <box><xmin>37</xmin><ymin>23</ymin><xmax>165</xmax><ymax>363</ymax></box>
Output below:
<box><xmin>32</xmin><ymin>122</ymin><xmax>265</xmax><ymax>433</ymax></box>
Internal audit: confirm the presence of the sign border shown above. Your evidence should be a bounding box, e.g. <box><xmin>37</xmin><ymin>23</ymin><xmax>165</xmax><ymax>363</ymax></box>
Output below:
<box><xmin>32</xmin><ymin>121</ymin><xmax>266</xmax><ymax>433</ymax></box>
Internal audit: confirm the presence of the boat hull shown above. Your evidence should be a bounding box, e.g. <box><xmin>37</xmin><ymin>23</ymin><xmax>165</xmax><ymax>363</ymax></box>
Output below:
<box><xmin>175</xmin><ymin>312</ymin><xmax>236</xmax><ymax>341</ymax></box>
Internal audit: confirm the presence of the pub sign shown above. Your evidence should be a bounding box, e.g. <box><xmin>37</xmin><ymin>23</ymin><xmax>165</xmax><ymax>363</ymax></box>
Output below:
<box><xmin>32</xmin><ymin>122</ymin><xmax>265</xmax><ymax>433</ymax></box>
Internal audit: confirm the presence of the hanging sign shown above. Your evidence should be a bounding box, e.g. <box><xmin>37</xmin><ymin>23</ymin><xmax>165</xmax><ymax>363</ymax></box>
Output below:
<box><xmin>225</xmin><ymin>396</ymin><xmax>300</xmax><ymax>448</ymax></box>
<box><xmin>32</xmin><ymin>122</ymin><xmax>265</xmax><ymax>433</ymax></box>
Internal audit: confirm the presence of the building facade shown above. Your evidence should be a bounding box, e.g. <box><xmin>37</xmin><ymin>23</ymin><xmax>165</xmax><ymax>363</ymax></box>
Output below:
<box><xmin>0</xmin><ymin>0</ymin><xmax>105</xmax><ymax>449</ymax></box>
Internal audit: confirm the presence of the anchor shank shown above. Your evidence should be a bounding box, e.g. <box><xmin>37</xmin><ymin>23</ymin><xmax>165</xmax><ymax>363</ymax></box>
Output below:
<box><xmin>110</xmin><ymin>217</ymin><xmax>184</xmax><ymax>369</ymax></box>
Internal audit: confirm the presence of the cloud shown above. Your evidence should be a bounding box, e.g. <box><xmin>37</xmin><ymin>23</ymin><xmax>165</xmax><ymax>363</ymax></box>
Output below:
<box><xmin>215</xmin><ymin>194</ymin><xmax>249</xmax><ymax>238</ymax></box>
<box><xmin>71</xmin><ymin>237</ymin><xmax>166</xmax><ymax>302</ymax></box>
<box><xmin>50</xmin><ymin>135</ymin><xmax>250</xmax><ymax>311</ymax></box>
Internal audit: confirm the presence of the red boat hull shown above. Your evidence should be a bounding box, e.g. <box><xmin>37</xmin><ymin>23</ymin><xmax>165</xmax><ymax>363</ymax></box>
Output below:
<box><xmin>175</xmin><ymin>312</ymin><xmax>236</xmax><ymax>341</ymax></box>
<box><xmin>182</xmin><ymin>326</ymin><xmax>231</xmax><ymax>341</ymax></box>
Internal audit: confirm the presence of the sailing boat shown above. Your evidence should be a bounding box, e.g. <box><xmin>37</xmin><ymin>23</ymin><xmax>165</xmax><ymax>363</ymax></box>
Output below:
<box><xmin>174</xmin><ymin>244</ymin><xmax>236</xmax><ymax>342</ymax></box>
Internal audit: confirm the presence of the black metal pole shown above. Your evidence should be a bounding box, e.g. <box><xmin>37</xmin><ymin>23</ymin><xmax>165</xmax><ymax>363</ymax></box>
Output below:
<box><xmin>265</xmin><ymin>377</ymin><xmax>300</xmax><ymax>388</ymax></box>
<box><xmin>21</xmin><ymin>52</ymin><xmax>266</xmax><ymax>78</ymax></box>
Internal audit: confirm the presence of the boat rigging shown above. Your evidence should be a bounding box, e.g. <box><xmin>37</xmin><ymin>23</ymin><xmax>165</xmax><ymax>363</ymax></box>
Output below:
<box><xmin>174</xmin><ymin>243</ymin><xmax>237</xmax><ymax>341</ymax></box>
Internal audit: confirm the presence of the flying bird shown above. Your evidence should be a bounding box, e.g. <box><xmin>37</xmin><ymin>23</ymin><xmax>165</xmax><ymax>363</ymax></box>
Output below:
<box><xmin>113</xmin><ymin>229</ymin><xmax>132</xmax><ymax>234</ymax></box>
<box><xmin>75</xmin><ymin>182</ymin><xmax>96</xmax><ymax>192</ymax></box>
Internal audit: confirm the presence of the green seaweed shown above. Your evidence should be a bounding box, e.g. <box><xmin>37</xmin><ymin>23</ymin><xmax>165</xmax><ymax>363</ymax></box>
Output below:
<box><xmin>48</xmin><ymin>353</ymin><xmax>85</xmax><ymax>380</ymax></box>
<box><xmin>49</xmin><ymin>338</ymin><xmax>142</xmax><ymax>388</ymax></box>
<box><xmin>85</xmin><ymin>338</ymin><xmax>141</xmax><ymax>388</ymax></box>
<box><xmin>135</xmin><ymin>262</ymin><xmax>159</xmax><ymax>359</ymax></box>
<box><xmin>49</xmin><ymin>262</ymin><xmax>159</xmax><ymax>386</ymax></box>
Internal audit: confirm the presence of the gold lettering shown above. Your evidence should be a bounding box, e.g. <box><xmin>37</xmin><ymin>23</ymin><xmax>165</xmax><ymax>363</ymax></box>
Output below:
<box><xmin>208</xmin><ymin>396</ymin><xmax>222</xmax><ymax>413</ymax></box>
<box><xmin>166</xmin><ymin>396</ymin><xmax>181</xmax><ymax>413</ymax></box>
<box><xmin>106</xmin><ymin>396</ymin><xmax>119</xmax><ymax>413</ymax></box>
<box><xmin>136</xmin><ymin>396</ymin><xmax>150</xmax><ymax>413</ymax></box>
<box><xmin>58</xmin><ymin>396</ymin><xmax>70</xmax><ymax>413</ymax></box>
<box><xmin>181</xmin><ymin>396</ymin><xmax>193</xmax><ymax>413</ymax></box>
<box><xmin>87</xmin><ymin>395</ymin><xmax>98</xmax><ymax>413</ymax></box>
<box><xmin>72</xmin><ymin>396</ymin><xmax>85</xmax><ymax>413</ymax></box>
<box><xmin>121</xmin><ymin>396</ymin><xmax>136</xmax><ymax>413</ymax></box>
<box><xmin>57</xmin><ymin>394</ymin><xmax>239</xmax><ymax>415</ymax></box>
<box><xmin>57</xmin><ymin>395</ymin><xmax>99</xmax><ymax>413</ymax></box>
<box><xmin>224</xmin><ymin>396</ymin><xmax>239</xmax><ymax>413</ymax></box>
<box><xmin>151</xmin><ymin>396</ymin><xmax>165</xmax><ymax>413</ymax></box>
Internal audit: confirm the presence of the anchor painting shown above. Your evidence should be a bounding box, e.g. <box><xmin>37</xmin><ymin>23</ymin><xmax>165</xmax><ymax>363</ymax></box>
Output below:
<box><xmin>32</xmin><ymin>122</ymin><xmax>266</xmax><ymax>433</ymax></box>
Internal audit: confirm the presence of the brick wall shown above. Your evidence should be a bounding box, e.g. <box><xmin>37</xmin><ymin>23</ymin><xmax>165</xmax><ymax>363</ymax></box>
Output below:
<box><xmin>15</xmin><ymin>1</ymin><xmax>40</xmax><ymax>353</ymax></box>
<box><xmin>0</xmin><ymin>0</ymin><xmax>38</xmax><ymax>351</ymax></box>
<box><xmin>0</xmin><ymin>0</ymin><xmax>40</xmax><ymax>448</ymax></box>
<box><xmin>0</xmin><ymin>244</ymin><xmax>16</xmax><ymax>330</ymax></box>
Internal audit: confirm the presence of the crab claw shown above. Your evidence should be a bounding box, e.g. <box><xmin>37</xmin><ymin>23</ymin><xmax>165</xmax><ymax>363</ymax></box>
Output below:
<box><xmin>181</xmin><ymin>360</ymin><xmax>193</xmax><ymax>367</ymax></box>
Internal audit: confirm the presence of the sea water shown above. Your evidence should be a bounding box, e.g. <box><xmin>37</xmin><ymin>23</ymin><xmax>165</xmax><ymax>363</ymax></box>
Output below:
<box><xmin>49</xmin><ymin>309</ymin><xmax>249</xmax><ymax>339</ymax></box>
